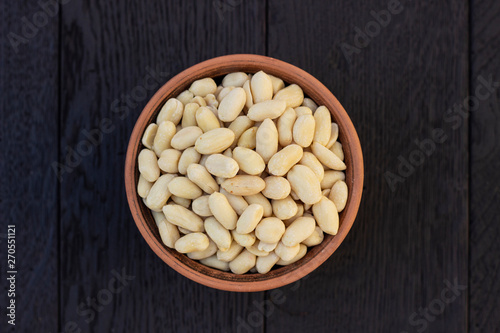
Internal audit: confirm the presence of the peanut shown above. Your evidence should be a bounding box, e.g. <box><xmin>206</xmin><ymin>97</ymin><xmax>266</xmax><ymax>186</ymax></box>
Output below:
<box><xmin>312</xmin><ymin>196</ymin><xmax>339</xmax><ymax>235</ymax></box>
<box><xmin>221</xmin><ymin>175</ymin><xmax>266</xmax><ymax>196</ymax></box>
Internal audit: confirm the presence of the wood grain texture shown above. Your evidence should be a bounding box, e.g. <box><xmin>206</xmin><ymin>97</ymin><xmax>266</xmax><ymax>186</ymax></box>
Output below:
<box><xmin>0</xmin><ymin>1</ymin><xmax>59</xmax><ymax>332</ymax></box>
<box><xmin>470</xmin><ymin>0</ymin><xmax>500</xmax><ymax>331</ymax></box>
<box><xmin>59</xmin><ymin>0</ymin><xmax>266</xmax><ymax>332</ymax></box>
<box><xmin>266</xmin><ymin>1</ymin><xmax>469</xmax><ymax>332</ymax></box>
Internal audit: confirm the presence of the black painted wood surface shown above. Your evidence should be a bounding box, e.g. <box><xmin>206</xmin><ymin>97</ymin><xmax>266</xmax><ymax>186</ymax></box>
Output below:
<box><xmin>1</xmin><ymin>0</ymin><xmax>499</xmax><ymax>332</ymax></box>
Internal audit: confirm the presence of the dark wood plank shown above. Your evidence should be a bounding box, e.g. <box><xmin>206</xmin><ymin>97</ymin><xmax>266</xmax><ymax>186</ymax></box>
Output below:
<box><xmin>470</xmin><ymin>0</ymin><xmax>500</xmax><ymax>331</ymax></box>
<box><xmin>267</xmin><ymin>0</ymin><xmax>469</xmax><ymax>332</ymax></box>
<box><xmin>59</xmin><ymin>0</ymin><xmax>266</xmax><ymax>332</ymax></box>
<box><xmin>0</xmin><ymin>1</ymin><xmax>59</xmax><ymax>331</ymax></box>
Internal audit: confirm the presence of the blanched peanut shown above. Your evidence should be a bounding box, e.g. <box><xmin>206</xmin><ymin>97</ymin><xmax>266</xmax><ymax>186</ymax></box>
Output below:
<box><xmin>204</xmin><ymin>94</ymin><xmax>219</xmax><ymax>108</ymax></box>
<box><xmin>313</xmin><ymin>106</ymin><xmax>332</xmax><ymax>146</ymax></box>
<box><xmin>257</xmin><ymin>241</ymin><xmax>278</xmax><ymax>252</ymax></box>
<box><xmin>247</xmin><ymin>100</ymin><xmax>287</xmax><ymax>121</ymax></box>
<box><xmin>206</xmin><ymin>105</ymin><xmax>219</xmax><ymax>118</ymax></box>
<box><xmin>331</xmin><ymin>141</ymin><xmax>344</xmax><ymax>161</ymax></box>
<box><xmin>137</xmin><ymin>175</ymin><xmax>153</xmax><ymax>198</ymax></box>
<box><xmin>275</xmin><ymin>241</ymin><xmax>300</xmax><ymax>261</ymax></box>
<box><xmin>243</xmin><ymin>80</ymin><xmax>253</xmax><ymax>109</ymax></box>
<box><xmin>277</xmin><ymin>107</ymin><xmax>297</xmax><ymax>146</ymax></box>
<box><xmin>283</xmin><ymin>203</ymin><xmax>304</xmax><ymax>226</ymax></box>
<box><xmin>302</xmin><ymin>226</ymin><xmax>324</xmax><ymax>247</ymax></box>
<box><xmin>163</xmin><ymin>204</ymin><xmax>204</xmax><ymax>232</ymax></box>
<box><xmin>276</xmin><ymin>244</ymin><xmax>307</xmax><ymax>265</ymax></box>
<box><xmin>187</xmin><ymin>164</ymin><xmax>219</xmax><ymax>194</ymax></box>
<box><xmin>175</xmin><ymin>232</ymin><xmax>210</xmax><ymax>253</ymax></box>
<box><xmin>251</xmin><ymin>71</ymin><xmax>273</xmax><ymax>103</ymax></box>
<box><xmin>152</xmin><ymin>211</ymin><xmax>180</xmax><ymax>248</ymax></box>
<box><xmin>215</xmin><ymin>175</ymin><xmax>226</xmax><ymax>185</ymax></box>
<box><xmin>237</xmin><ymin>126</ymin><xmax>257</xmax><ymax>149</ymax></box>
<box><xmin>153</xmin><ymin>121</ymin><xmax>176</xmax><ymax>156</ymax></box>
<box><xmin>217</xmin><ymin>86</ymin><xmax>234</xmax><ymax>102</ymax></box>
<box><xmin>232</xmin><ymin>230</ymin><xmax>256</xmax><ymax>247</ymax></box>
<box><xmin>200</xmin><ymin>255</ymin><xmax>230</xmax><ymax>271</ymax></box>
<box><xmin>196</xmin><ymin>107</ymin><xmax>220</xmax><ymax>132</ymax></box>
<box><xmin>217</xmin><ymin>242</ymin><xmax>243</xmax><ymax>262</ymax></box>
<box><xmin>205</xmin><ymin>154</ymin><xmax>239</xmax><ymax>178</ymax></box>
<box><xmin>287</xmin><ymin>165</ymin><xmax>322</xmax><ymax>205</ymax></box>
<box><xmin>187</xmin><ymin>239</ymin><xmax>218</xmax><ymax>260</ymax></box>
<box><xmin>195</xmin><ymin>128</ymin><xmax>235</xmax><ymax>154</ymax></box>
<box><xmin>246</xmin><ymin>244</ymin><xmax>269</xmax><ymax>257</ymax></box>
<box><xmin>222</xmin><ymin>72</ymin><xmax>248</xmax><ymax>87</ymax></box>
<box><xmin>268</xmin><ymin>74</ymin><xmax>285</xmax><ymax>95</ymax></box>
<box><xmin>177</xmin><ymin>90</ymin><xmax>194</xmax><ymax>106</ymax></box>
<box><xmin>204</xmin><ymin>217</ymin><xmax>232</xmax><ymax>251</ymax></box>
<box><xmin>244</xmin><ymin>193</ymin><xmax>273</xmax><ymax>217</ymax></box>
<box><xmin>256</xmin><ymin>252</ymin><xmax>280</xmax><ymax>274</ymax></box>
<box><xmin>255</xmin><ymin>217</ymin><xmax>285</xmax><ymax>243</ymax></box>
<box><xmin>172</xmin><ymin>196</ymin><xmax>190</xmax><ymax>209</ymax></box>
<box><xmin>170</xmin><ymin>126</ymin><xmax>203</xmax><ymax>150</ymax></box>
<box><xmin>215</xmin><ymin>85</ymin><xmax>224</xmax><ymax>98</ymax></box>
<box><xmin>217</xmin><ymin>176</ymin><xmax>226</xmax><ymax>185</ymax></box>
<box><xmin>191</xmin><ymin>95</ymin><xmax>207</xmax><ymax>107</ymax></box>
<box><xmin>281</xmin><ymin>216</ymin><xmax>316</xmax><ymax>247</ymax></box>
<box><xmin>255</xmin><ymin>118</ymin><xmax>278</xmax><ymax>163</ymax></box>
<box><xmin>158</xmin><ymin>149</ymin><xmax>182</xmax><ymax>173</ymax></box>
<box><xmin>138</xmin><ymin>148</ymin><xmax>160</xmax><ymax>182</ymax></box>
<box><xmin>182</xmin><ymin>103</ymin><xmax>199</xmax><ymax>128</ymax></box>
<box><xmin>236</xmin><ymin>204</ymin><xmax>264</xmax><ymax>234</ymax></box>
<box><xmin>220</xmin><ymin>188</ymin><xmax>249</xmax><ymax>215</ymax></box>
<box><xmin>321</xmin><ymin>170</ymin><xmax>346</xmax><ymax>189</ymax></box>
<box><xmin>178</xmin><ymin>147</ymin><xmax>201</xmax><ymax>175</ymax></box>
<box><xmin>192</xmin><ymin>195</ymin><xmax>212</xmax><ymax>217</ymax></box>
<box><xmin>228</xmin><ymin>116</ymin><xmax>254</xmax><ymax>147</ymax></box>
<box><xmin>290</xmin><ymin>190</ymin><xmax>300</xmax><ymax>201</ymax></box>
<box><xmin>221</xmin><ymin>148</ymin><xmax>231</xmax><ymax>158</ymax></box>
<box><xmin>168</xmin><ymin>177</ymin><xmax>202</xmax><ymax>200</ymax></box>
<box><xmin>232</xmin><ymin>147</ymin><xmax>265</xmax><ymax>175</ymax></box>
<box><xmin>157</xmin><ymin>98</ymin><xmax>184</xmax><ymax>125</ymax></box>
<box><xmin>178</xmin><ymin>226</ymin><xmax>192</xmax><ymax>234</ymax></box>
<box><xmin>301</xmin><ymin>97</ymin><xmax>318</xmax><ymax>111</ymax></box>
<box><xmin>273</xmin><ymin>84</ymin><xmax>304</xmax><ymax>108</ymax></box>
<box><xmin>311</xmin><ymin>142</ymin><xmax>346</xmax><ymax>170</ymax></box>
<box><xmin>300</xmin><ymin>152</ymin><xmax>324</xmax><ymax>182</ymax></box>
<box><xmin>329</xmin><ymin>180</ymin><xmax>348</xmax><ymax>212</ymax></box>
<box><xmin>272</xmin><ymin>196</ymin><xmax>298</xmax><ymax>220</ymax></box>
<box><xmin>221</xmin><ymin>175</ymin><xmax>265</xmax><ymax>196</ymax></box>
<box><xmin>199</xmin><ymin>154</ymin><xmax>209</xmax><ymax>167</ymax></box>
<box><xmin>218</xmin><ymin>87</ymin><xmax>246</xmax><ymax>122</ymax></box>
<box><xmin>293</xmin><ymin>114</ymin><xmax>315</xmax><ymax>147</ymax></box>
<box><xmin>262</xmin><ymin>176</ymin><xmax>291</xmax><ymax>200</ymax></box>
<box><xmin>312</xmin><ymin>196</ymin><xmax>339</xmax><ymax>235</ymax></box>
<box><xmin>142</xmin><ymin>123</ymin><xmax>158</xmax><ymax>149</ymax></box>
<box><xmin>189</xmin><ymin>78</ymin><xmax>217</xmax><ymax>97</ymax></box>
<box><xmin>267</xmin><ymin>144</ymin><xmax>303</xmax><ymax>176</ymax></box>
<box><xmin>325</xmin><ymin>123</ymin><xmax>339</xmax><ymax>149</ymax></box>
<box><xmin>294</xmin><ymin>106</ymin><xmax>313</xmax><ymax>116</ymax></box>
<box><xmin>229</xmin><ymin>249</ymin><xmax>257</xmax><ymax>274</ymax></box>
<box><xmin>208</xmin><ymin>192</ymin><xmax>238</xmax><ymax>230</ymax></box>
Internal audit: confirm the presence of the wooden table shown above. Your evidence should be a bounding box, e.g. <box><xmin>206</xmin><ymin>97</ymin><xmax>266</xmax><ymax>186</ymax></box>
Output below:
<box><xmin>1</xmin><ymin>1</ymin><xmax>499</xmax><ymax>332</ymax></box>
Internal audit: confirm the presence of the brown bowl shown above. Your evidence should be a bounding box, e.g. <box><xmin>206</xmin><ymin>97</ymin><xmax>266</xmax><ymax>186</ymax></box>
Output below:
<box><xmin>125</xmin><ymin>54</ymin><xmax>363</xmax><ymax>292</ymax></box>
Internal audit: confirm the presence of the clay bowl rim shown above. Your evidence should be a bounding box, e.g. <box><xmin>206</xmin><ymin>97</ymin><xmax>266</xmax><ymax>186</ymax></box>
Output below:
<box><xmin>125</xmin><ymin>54</ymin><xmax>364</xmax><ymax>292</ymax></box>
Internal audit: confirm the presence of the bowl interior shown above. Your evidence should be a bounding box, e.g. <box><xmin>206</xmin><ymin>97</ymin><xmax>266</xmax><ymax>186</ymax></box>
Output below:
<box><xmin>125</xmin><ymin>54</ymin><xmax>363</xmax><ymax>291</ymax></box>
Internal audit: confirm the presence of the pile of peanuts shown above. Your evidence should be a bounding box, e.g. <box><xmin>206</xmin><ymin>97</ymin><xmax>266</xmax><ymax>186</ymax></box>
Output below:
<box><xmin>137</xmin><ymin>70</ymin><xmax>348</xmax><ymax>274</ymax></box>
